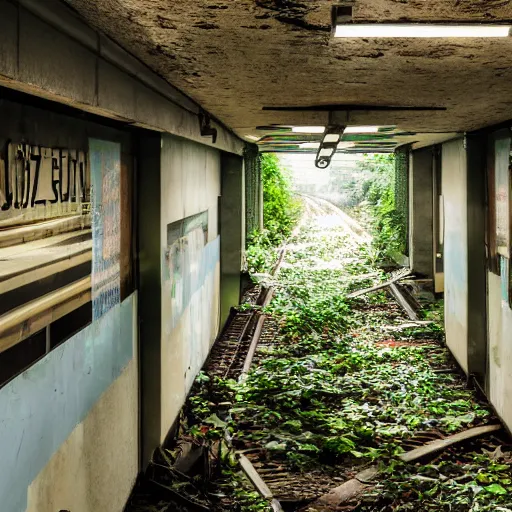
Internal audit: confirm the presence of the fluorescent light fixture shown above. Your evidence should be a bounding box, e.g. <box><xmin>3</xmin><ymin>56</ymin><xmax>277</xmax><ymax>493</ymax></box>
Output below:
<box><xmin>300</xmin><ymin>142</ymin><xmax>320</xmax><ymax>149</ymax></box>
<box><xmin>334</xmin><ymin>23</ymin><xmax>512</xmax><ymax>38</ymax></box>
<box><xmin>344</xmin><ymin>126</ymin><xmax>382</xmax><ymax>134</ymax></box>
<box><xmin>292</xmin><ymin>126</ymin><xmax>325</xmax><ymax>133</ymax></box>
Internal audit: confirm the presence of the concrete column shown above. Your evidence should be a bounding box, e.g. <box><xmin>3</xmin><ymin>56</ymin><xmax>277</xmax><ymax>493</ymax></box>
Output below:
<box><xmin>244</xmin><ymin>144</ymin><xmax>263</xmax><ymax>238</ymax></box>
<box><xmin>220</xmin><ymin>153</ymin><xmax>245</xmax><ymax>325</ymax></box>
<box><xmin>465</xmin><ymin>133</ymin><xmax>488</xmax><ymax>388</ymax></box>
<box><xmin>409</xmin><ymin>148</ymin><xmax>434</xmax><ymax>278</ymax></box>
<box><xmin>136</xmin><ymin>131</ymin><xmax>162</xmax><ymax>468</ymax></box>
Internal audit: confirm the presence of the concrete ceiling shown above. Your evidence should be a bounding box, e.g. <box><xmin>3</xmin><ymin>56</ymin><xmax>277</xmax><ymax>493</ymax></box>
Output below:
<box><xmin>64</xmin><ymin>0</ymin><xmax>512</xmax><ymax>152</ymax></box>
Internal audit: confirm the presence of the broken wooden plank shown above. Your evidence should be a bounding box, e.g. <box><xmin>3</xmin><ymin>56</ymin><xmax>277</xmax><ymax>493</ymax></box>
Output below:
<box><xmin>238</xmin><ymin>454</ymin><xmax>273</xmax><ymax>499</ymax></box>
<box><xmin>305</xmin><ymin>478</ymin><xmax>367</xmax><ymax>511</ymax></box>
<box><xmin>238</xmin><ymin>454</ymin><xmax>284</xmax><ymax>511</ymax></box>
<box><xmin>355</xmin><ymin>466</ymin><xmax>379</xmax><ymax>483</ymax></box>
<box><xmin>399</xmin><ymin>424</ymin><xmax>502</xmax><ymax>463</ymax></box>
<box><xmin>382</xmin><ymin>321</ymin><xmax>434</xmax><ymax>331</ymax></box>
<box><xmin>347</xmin><ymin>269</ymin><xmax>412</xmax><ymax>298</ymax></box>
<box><xmin>389</xmin><ymin>282</ymin><xmax>419</xmax><ymax>321</ymax></box>
<box><xmin>305</xmin><ymin>424</ymin><xmax>502</xmax><ymax>510</ymax></box>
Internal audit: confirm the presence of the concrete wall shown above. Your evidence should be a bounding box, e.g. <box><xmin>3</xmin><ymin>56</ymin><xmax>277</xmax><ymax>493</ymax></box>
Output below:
<box><xmin>409</xmin><ymin>148</ymin><xmax>434</xmax><ymax>278</ymax></box>
<box><xmin>442</xmin><ymin>138</ymin><xmax>468</xmax><ymax>373</ymax></box>
<box><xmin>220</xmin><ymin>153</ymin><xmax>245</xmax><ymax>325</ymax></box>
<box><xmin>0</xmin><ymin>293</ymin><xmax>138</xmax><ymax>512</ymax></box>
<box><xmin>487</xmin><ymin>131</ymin><xmax>512</xmax><ymax>431</ymax></box>
<box><xmin>0</xmin><ymin>0</ymin><xmax>243</xmax><ymax>156</ymax></box>
<box><xmin>159</xmin><ymin>135</ymin><xmax>221</xmax><ymax>442</ymax></box>
<box><xmin>465</xmin><ymin>135</ymin><xmax>487</xmax><ymax>385</ymax></box>
<box><xmin>488</xmin><ymin>273</ymin><xmax>512</xmax><ymax>429</ymax></box>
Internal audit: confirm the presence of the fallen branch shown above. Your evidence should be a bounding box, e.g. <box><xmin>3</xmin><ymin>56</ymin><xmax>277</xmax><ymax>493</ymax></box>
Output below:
<box><xmin>347</xmin><ymin>269</ymin><xmax>412</xmax><ymax>298</ymax></box>
<box><xmin>305</xmin><ymin>424</ymin><xmax>502</xmax><ymax>510</ymax></box>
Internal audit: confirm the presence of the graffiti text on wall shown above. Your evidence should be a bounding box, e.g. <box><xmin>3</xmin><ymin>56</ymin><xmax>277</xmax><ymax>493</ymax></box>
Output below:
<box><xmin>0</xmin><ymin>143</ymin><xmax>89</xmax><ymax>218</ymax></box>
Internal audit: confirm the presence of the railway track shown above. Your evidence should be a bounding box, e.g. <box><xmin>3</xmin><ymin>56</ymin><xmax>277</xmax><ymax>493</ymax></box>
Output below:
<box><xmin>129</xmin><ymin>196</ymin><xmax>505</xmax><ymax>512</ymax></box>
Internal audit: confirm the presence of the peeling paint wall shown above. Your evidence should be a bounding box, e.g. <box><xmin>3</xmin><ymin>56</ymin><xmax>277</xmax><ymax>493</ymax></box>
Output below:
<box><xmin>442</xmin><ymin>138</ymin><xmax>468</xmax><ymax>373</ymax></box>
<box><xmin>160</xmin><ymin>135</ymin><xmax>221</xmax><ymax>441</ymax></box>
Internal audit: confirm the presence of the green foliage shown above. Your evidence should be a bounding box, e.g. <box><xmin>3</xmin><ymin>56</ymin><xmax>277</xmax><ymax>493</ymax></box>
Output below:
<box><xmin>177</xmin><ymin>206</ymin><xmax>502</xmax><ymax>512</ymax></box>
<box><xmin>246</xmin><ymin>154</ymin><xmax>302</xmax><ymax>273</ymax></box>
<box><xmin>261</xmin><ymin>153</ymin><xmax>301</xmax><ymax>245</ymax></box>
<box><xmin>245</xmin><ymin>230</ymin><xmax>277</xmax><ymax>274</ymax></box>
<box><xmin>359</xmin><ymin>153</ymin><xmax>407</xmax><ymax>261</ymax></box>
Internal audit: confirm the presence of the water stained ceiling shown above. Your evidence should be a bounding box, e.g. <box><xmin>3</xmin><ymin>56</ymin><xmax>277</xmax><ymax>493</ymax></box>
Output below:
<box><xmin>65</xmin><ymin>0</ymin><xmax>512</xmax><ymax>153</ymax></box>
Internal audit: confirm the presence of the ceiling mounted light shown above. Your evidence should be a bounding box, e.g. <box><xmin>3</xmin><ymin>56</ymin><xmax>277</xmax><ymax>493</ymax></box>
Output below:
<box><xmin>344</xmin><ymin>126</ymin><xmax>386</xmax><ymax>134</ymax></box>
<box><xmin>334</xmin><ymin>23</ymin><xmax>512</xmax><ymax>38</ymax></box>
<box><xmin>331</xmin><ymin>5</ymin><xmax>511</xmax><ymax>38</ymax></box>
<box><xmin>292</xmin><ymin>126</ymin><xmax>325</xmax><ymax>133</ymax></box>
<box><xmin>315</xmin><ymin>124</ymin><xmax>346</xmax><ymax>169</ymax></box>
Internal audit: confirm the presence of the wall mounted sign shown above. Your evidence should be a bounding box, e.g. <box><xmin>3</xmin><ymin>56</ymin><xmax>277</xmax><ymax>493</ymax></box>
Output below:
<box><xmin>0</xmin><ymin>143</ymin><xmax>89</xmax><ymax>226</ymax></box>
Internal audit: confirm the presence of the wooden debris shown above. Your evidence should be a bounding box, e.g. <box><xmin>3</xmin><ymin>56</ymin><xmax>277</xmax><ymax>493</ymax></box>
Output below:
<box><xmin>389</xmin><ymin>282</ymin><xmax>419</xmax><ymax>321</ymax></box>
<box><xmin>306</xmin><ymin>424</ymin><xmax>502</xmax><ymax>510</ymax></box>
<box><xmin>240</xmin><ymin>314</ymin><xmax>266</xmax><ymax>381</ymax></box>
<box><xmin>304</xmin><ymin>478</ymin><xmax>367</xmax><ymax>511</ymax></box>
<box><xmin>148</xmin><ymin>479</ymin><xmax>210</xmax><ymax>511</ymax></box>
<box><xmin>173</xmin><ymin>441</ymin><xmax>205</xmax><ymax>474</ymax></box>
<box><xmin>238</xmin><ymin>454</ymin><xmax>284</xmax><ymax>511</ymax></box>
<box><xmin>346</xmin><ymin>269</ymin><xmax>412</xmax><ymax>298</ymax></box>
<box><xmin>382</xmin><ymin>321</ymin><xmax>433</xmax><ymax>331</ymax></box>
<box><xmin>399</xmin><ymin>424</ymin><xmax>502</xmax><ymax>463</ymax></box>
<box><xmin>355</xmin><ymin>466</ymin><xmax>379</xmax><ymax>484</ymax></box>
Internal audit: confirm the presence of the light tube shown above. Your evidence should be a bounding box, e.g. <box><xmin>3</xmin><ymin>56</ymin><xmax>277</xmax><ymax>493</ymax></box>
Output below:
<box><xmin>292</xmin><ymin>126</ymin><xmax>325</xmax><ymax>133</ymax></box>
<box><xmin>334</xmin><ymin>24</ymin><xmax>511</xmax><ymax>38</ymax></box>
<box><xmin>344</xmin><ymin>126</ymin><xmax>390</xmax><ymax>134</ymax></box>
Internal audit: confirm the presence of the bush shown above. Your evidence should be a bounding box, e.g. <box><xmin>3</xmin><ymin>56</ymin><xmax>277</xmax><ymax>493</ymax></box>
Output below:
<box><xmin>261</xmin><ymin>154</ymin><xmax>301</xmax><ymax>245</ymax></box>
<box><xmin>359</xmin><ymin>154</ymin><xmax>406</xmax><ymax>260</ymax></box>
<box><xmin>246</xmin><ymin>154</ymin><xmax>301</xmax><ymax>274</ymax></box>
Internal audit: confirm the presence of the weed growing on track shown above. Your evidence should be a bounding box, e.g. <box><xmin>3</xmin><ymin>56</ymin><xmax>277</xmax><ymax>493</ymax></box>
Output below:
<box><xmin>228</xmin><ymin>215</ymin><xmax>510</xmax><ymax>511</ymax></box>
<box><xmin>183</xmin><ymin>210</ymin><xmax>510</xmax><ymax>511</ymax></box>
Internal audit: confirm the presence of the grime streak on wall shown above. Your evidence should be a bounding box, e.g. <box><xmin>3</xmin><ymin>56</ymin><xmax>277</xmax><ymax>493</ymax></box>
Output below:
<box><xmin>0</xmin><ymin>143</ymin><xmax>90</xmax><ymax>226</ymax></box>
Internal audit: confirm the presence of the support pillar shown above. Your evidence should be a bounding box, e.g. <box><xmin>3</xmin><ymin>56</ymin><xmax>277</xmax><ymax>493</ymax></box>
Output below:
<box><xmin>137</xmin><ymin>132</ymin><xmax>162</xmax><ymax>468</ymax></box>
<box><xmin>409</xmin><ymin>148</ymin><xmax>434</xmax><ymax>278</ymax></box>
<box><xmin>220</xmin><ymin>153</ymin><xmax>245</xmax><ymax>326</ymax></box>
<box><xmin>466</xmin><ymin>133</ymin><xmax>488</xmax><ymax>387</ymax></box>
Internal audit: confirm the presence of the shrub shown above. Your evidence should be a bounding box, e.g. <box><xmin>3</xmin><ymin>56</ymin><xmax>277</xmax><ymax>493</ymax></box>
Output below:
<box><xmin>261</xmin><ymin>153</ymin><xmax>301</xmax><ymax>245</ymax></box>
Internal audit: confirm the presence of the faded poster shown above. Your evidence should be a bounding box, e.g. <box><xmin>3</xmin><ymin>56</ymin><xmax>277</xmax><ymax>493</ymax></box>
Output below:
<box><xmin>90</xmin><ymin>139</ymin><xmax>121</xmax><ymax>320</ymax></box>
